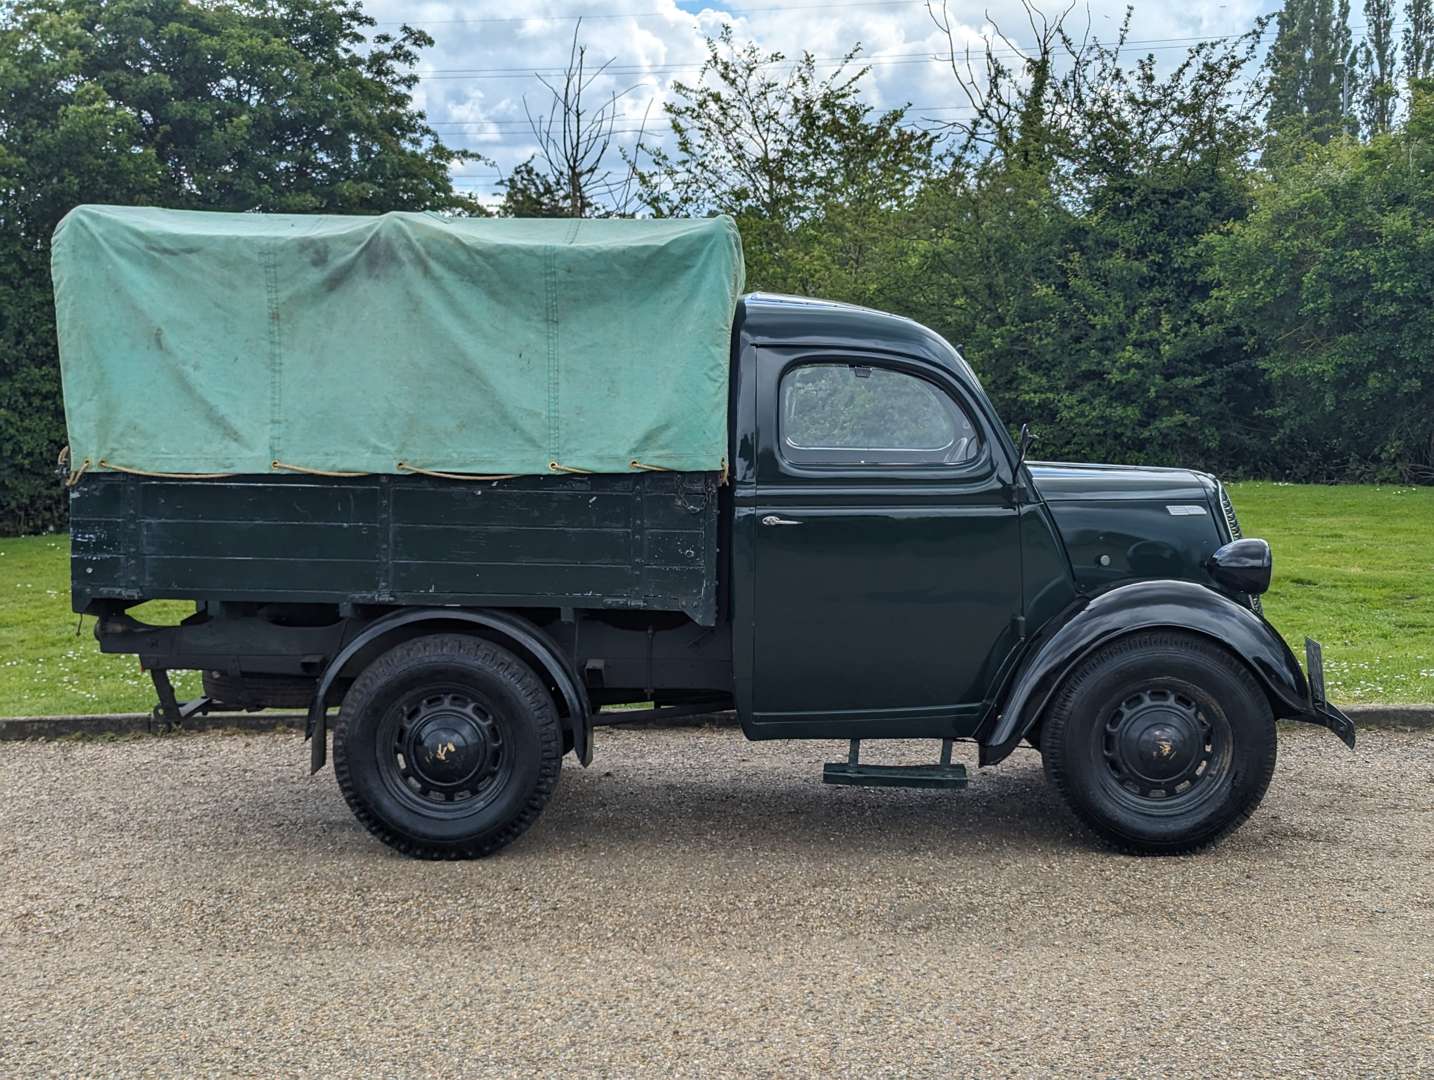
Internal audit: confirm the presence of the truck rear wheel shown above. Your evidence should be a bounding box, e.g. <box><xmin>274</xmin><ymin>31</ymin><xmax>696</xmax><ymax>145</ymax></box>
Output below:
<box><xmin>1040</xmin><ymin>631</ymin><xmax>1277</xmax><ymax>855</ymax></box>
<box><xmin>332</xmin><ymin>634</ymin><xmax>561</xmax><ymax>859</ymax></box>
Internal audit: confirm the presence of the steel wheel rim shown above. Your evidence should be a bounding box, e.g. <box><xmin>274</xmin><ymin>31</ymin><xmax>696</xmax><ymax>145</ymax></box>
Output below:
<box><xmin>375</xmin><ymin>686</ymin><xmax>514</xmax><ymax>818</ymax></box>
<box><xmin>1095</xmin><ymin>684</ymin><xmax>1233</xmax><ymax>815</ymax></box>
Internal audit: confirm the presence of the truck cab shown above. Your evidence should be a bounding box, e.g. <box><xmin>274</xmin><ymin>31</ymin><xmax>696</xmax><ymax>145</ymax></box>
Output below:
<box><xmin>733</xmin><ymin>293</ymin><xmax>1046</xmax><ymax>741</ymax></box>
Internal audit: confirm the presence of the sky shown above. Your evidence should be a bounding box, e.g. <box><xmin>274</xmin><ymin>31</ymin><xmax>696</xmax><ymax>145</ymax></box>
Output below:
<box><xmin>358</xmin><ymin>0</ymin><xmax>1282</xmax><ymax>205</ymax></box>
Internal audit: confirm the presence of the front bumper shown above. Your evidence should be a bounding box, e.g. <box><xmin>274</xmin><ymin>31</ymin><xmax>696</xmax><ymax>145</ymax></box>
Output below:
<box><xmin>1297</xmin><ymin>637</ymin><xmax>1356</xmax><ymax>749</ymax></box>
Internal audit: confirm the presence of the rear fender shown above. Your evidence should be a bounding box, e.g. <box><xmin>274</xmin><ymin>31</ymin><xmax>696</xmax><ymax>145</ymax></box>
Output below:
<box><xmin>306</xmin><ymin>609</ymin><xmax>590</xmax><ymax>773</ymax></box>
<box><xmin>980</xmin><ymin>580</ymin><xmax>1312</xmax><ymax>767</ymax></box>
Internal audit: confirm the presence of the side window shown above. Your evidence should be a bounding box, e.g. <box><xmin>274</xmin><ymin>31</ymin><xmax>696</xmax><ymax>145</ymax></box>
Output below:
<box><xmin>779</xmin><ymin>362</ymin><xmax>981</xmax><ymax>467</ymax></box>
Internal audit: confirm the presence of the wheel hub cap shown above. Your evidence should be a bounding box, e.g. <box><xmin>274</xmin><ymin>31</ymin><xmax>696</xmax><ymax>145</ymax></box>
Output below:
<box><xmin>1129</xmin><ymin>715</ymin><xmax>1199</xmax><ymax>782</ymax></box>
<box><xmin>412</xmin><ymin>720</ymin><xmax>482</xmax><ymax>786</ymax></box>
<box><xmin>1103</xmin><ymin>688</ymin><xmax>1219</xmax><ymax>802</ymax></box>
<box><xmin>395</xmin><ymin>692</ymin><xmax>503</xmax><ymax>801</ymax></box>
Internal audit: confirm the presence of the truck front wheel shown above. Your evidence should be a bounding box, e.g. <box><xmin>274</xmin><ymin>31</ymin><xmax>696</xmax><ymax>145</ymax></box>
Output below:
<box><xmin>1040</xmin><ymin>631</ymin><xmax>1277</xmax><ymax>854</ymax></box>
<box><xmin>332</xmin><ymin>634</ymin><xmax>562</xmax><ymax>859</ymax></box>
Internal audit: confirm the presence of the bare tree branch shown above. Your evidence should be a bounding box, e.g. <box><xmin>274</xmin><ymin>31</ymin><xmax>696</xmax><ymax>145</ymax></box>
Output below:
<box><xmin>519</xmin><ymin>19</ymin><xmax>637</xmax><ymax>216</ymax></box>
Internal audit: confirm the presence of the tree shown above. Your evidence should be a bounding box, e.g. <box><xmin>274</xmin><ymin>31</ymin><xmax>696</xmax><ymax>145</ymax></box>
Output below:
<box><xmin>0</xmin><ymin>0</ymin><xmax>477</xmax><ymax>533</ymax></box>
<box><xmin>895</xmin><ymin>3</ymin><xmax>1274</xmax><ymax>474</ymax></box>
<box><xmin>1359</xmin><ymin>0</ymin><xmax>1398</xmax><ymax>133</ymax></box>
<box><xmin>1266</xmin><ymin>0</ymin><xmax>1356</xmax><ymax>145</ymax></box>
<box><xmin>634</xmin><ymin>27</ymin><xmax>935</xmax><ymax>295</ymax></box>
<box><xmin>925</xmin><ymin>0</ymin><xmax>1081</xmax><ymax>169</ymax></box>
<box><xmin>496</xmin><ymin>159</ymin><xmax>569</xmax><ymax>218</ymax></box>
<box><xmin>1406</xmin><ymin>0</ymin><xmax>1434</xmax><ymax>80</ymax></box>
<box><xmin>1205</xmin><ymin>81</ymin><xmax>1434</xmax><ymax>482</ymax></box>
<box><xmin>506</xmin><ymin>20</ymin><xmax>648</xmax><ymax>218</ymax></box>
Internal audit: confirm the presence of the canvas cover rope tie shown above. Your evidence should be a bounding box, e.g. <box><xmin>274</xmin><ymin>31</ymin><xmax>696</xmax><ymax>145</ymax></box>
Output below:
<box><xmin>97</xmin><ymin>460</ymin><xmax>237</xmax><ymax>480</ymax></box>
<box><xmin>398</xmin><ymin>462</ymin><xmax>519</xmax><ymax>481</ymax></box>
<box><xmin>271</xmin><ymin>460</ymin><xmax>367</xmax><ymax>478</ymax></box>
<box><xmin>69</xmin><ymin>457</ymin><xmax>705</xmax><ymax>485</ymax></box>
<box><xmin>72</xmin><ymin>455</ymin><xmax>728</xmax><ymax>488</ymax></box>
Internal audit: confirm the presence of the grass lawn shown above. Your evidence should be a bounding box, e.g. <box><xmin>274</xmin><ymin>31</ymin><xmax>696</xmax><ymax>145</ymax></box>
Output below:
<box><xmin>0</xmin><ymin>535</ymin><xmax>200</xmax><ymax>716</ymax></box>
<box><xmin>0</xmin><ymin>482</ymin><xmax>1430</xmax><ymax>716</ymax></box>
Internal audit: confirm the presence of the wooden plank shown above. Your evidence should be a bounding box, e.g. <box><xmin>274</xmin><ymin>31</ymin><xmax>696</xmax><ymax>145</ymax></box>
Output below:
<box><xmin>393</xmin><ymin>485</ymin><xmax>635</xmax><ymax>529</ymax></box>
<box><xmin>71</xmin><ymin>471</ymin><xmax>719</xmax><ymax>622</ymax></box>
<box><xmin>144</xmin><ymin>480</ymin><xmax>380</xmax><ymax>524</ymax></box>
<box><xmin>144</xmin><ymin>555</ymin><xmax>380</xmax><ymax>594</ymax></box>
<box><xmin>644</xmin><ymin>529</ymin><xmax>707</xmax><ymax>568</ymax></box>
<box><xmin>143</xmin><ymin>520</ymin><xmax>381</xmax><ymax>560</ymax></box>
<box><xmin>391</xmin><ymin>559</ymin><xmax>639</xmax><ymax>598</ymax></box>
<box><xmin>394</xmin><ymin>524</ymin><xmax>629</xmax><ymax>565</ymax></box>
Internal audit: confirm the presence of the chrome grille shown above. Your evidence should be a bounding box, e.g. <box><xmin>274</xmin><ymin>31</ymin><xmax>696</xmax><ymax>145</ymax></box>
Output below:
<box><xmin>1218</xmin><ymin>485</ymin><xmax>1242</xmax><ymax>540</ymax></box>
<box><xmin>1216</xmin><ymin>483</ymin><xmax>1261</xmax><ymax>615</ymax></box>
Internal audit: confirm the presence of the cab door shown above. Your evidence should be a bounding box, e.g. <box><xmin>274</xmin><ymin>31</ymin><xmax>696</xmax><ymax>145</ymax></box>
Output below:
<box><xmin>746</xmin><ymin>348</ymin><xmax>1021</xmax><ymax>738</ymax></box>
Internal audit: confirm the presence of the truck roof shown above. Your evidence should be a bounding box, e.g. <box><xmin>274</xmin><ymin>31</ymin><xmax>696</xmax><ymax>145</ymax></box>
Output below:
<box><xmin>736</xmin><ymin>292</ymin><xmax>981</xmax><ymax>390</ymax></box>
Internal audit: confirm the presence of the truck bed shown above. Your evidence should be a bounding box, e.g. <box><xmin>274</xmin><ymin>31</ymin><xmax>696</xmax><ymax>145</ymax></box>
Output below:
<box><xmin>70</xmin><ymin>471</ymin><xmax>720</xmax><ymax>623</ymax></box>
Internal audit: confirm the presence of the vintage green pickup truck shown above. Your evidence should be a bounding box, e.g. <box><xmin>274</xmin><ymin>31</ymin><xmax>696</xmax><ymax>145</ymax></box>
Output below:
<box><xmin>55</xmin><ymin>207</ymin><xmax>1354</xmax><ymax>859</ymax></box>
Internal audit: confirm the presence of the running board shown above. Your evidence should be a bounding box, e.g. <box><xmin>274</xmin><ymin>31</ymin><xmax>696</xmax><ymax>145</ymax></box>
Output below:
<box><xmin>822</xmin><ymin>739</ymin><xmax>969</xmax><ymax>790</ymax></box>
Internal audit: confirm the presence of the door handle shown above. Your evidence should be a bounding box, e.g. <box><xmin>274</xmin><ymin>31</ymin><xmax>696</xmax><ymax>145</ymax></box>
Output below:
<box><xmin>761</xmin><ymin>515</ymin><xmax>803</xmax><ymax>527</ymax></box>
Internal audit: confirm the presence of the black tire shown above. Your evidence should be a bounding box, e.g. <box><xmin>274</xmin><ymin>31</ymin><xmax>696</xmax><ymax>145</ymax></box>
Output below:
<box><xmin>332</xmin><ymin>634</ymin><xmax>562</xmax><ymax>859</ymax></box>
<box><xmin>1041</xmin><ymin>631</ymin><xmax>1277</xmax><ymax>855</ymax></box>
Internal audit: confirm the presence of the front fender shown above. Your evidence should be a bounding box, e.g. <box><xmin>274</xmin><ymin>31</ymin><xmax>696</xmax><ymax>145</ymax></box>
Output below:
<box><xmin>980</xmin><ymin>580</ymin><xmax>1314</xmax><ymax>766</ymax></box>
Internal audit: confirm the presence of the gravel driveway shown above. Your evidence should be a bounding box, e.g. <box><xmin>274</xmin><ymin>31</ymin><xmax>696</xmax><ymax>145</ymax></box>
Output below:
<box><xmin>1</xmin><ymin>725</ymin><xmax>1430</xmax><ymax>1078</ymax></box>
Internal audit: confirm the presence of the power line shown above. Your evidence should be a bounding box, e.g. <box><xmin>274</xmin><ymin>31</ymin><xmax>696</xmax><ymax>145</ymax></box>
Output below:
<box><xmin>440</xmin><ymin>105</ymin><xmax>958</xmax><ymax>144</ymax></box>
<box><xmin>414</xmin><ymin>41</ymin><xmax>1259</xmax><ymax>81</ymax></box>
<box><xmin>444</xmin><ymin>124</ymin><xmax>942</xmax><ymax>138</ymax></box>
<box><xmin>411</xmin><ymin>28</ymin><xmax>1289</xmax><ymax>82</ymax></box>
<box><xmin>428</xmin><ymin>102</ymin><xmax>978</xmax><ymax>132</ymax></box>
<box><xmin>374</xmin><ymin>0</ymin><xmax>925</xmax><ymax>27</ymax></box>
<box><xmin>415</xmin><ymin>30</ymin><xmax>1270</xmax><ymax>74</ymax></box>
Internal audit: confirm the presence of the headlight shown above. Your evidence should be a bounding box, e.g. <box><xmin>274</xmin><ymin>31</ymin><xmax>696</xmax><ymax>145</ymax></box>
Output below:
<box><xmin>1206</xmin><ymin>538</ymin><xmax>1272</xmax><ymax>596</ymax></box>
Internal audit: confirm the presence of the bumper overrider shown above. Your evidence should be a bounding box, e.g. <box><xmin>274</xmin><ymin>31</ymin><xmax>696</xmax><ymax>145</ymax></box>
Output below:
<box><xmin>1300</xmin><ymin>637</ymin><xmax>1357</xmax><ymax>749</ymax></box>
